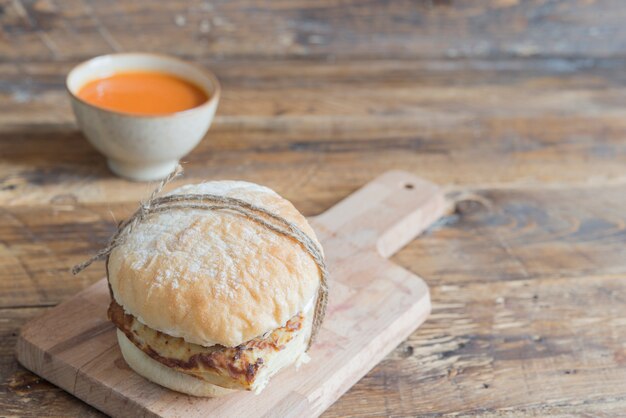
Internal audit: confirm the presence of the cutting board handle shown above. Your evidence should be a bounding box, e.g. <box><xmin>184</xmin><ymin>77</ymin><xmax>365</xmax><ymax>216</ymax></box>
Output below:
<box><xmin>311</xmin><ymin>170</ymin><xmax>447</xmax><ymax>258</ymax></box>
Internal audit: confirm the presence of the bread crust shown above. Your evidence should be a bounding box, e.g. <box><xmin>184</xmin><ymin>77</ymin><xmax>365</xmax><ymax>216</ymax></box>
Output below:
<box><xmin>107</xmin><ymin>181</ymin><xmax>322</xmax><ymax>347</ymax></box>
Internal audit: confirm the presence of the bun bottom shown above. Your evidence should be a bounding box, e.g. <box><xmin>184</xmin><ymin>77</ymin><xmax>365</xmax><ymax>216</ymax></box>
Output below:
<box><xmin>117</xmin><ymin>329</ymin><xmax>235</xmax><ymax>397</ymax></box>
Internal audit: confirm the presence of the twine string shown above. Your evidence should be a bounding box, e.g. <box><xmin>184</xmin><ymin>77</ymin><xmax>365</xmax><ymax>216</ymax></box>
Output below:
<box><xmin>72</xmin><ymin>166</ymin><xmax>328</xmax><ymax>349</ymax></box>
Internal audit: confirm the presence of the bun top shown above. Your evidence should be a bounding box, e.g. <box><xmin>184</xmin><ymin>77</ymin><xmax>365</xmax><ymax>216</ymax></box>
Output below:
<box><xmin>107</xmin><ymin>181</ymin><xmax>322</xmax><ymax>348</ymax></box>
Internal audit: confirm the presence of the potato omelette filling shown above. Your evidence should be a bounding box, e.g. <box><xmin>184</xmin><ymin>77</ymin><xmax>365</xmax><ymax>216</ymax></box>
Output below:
<box><xmin>108</xmin><ymin>300</ymin><xmax>306</xmax><ymax>390</ymax></box>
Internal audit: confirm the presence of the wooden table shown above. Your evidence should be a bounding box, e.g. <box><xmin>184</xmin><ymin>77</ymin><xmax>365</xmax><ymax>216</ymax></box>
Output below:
<box><xmin>3</xmin><ymin>1</ymin><xmax>626</xmax><ymax>416</ymax></box>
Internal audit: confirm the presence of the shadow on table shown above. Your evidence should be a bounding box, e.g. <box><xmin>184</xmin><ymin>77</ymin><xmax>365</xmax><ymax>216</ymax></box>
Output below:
<box><xmin>0</xmin><ymin>125</ymin><xmax>114</xmax><ymax>190</ymax></box>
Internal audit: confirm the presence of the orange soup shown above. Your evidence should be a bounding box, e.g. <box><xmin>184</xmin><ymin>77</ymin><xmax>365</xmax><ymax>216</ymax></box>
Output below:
<box><xmin>77</xmin><ymin>71</ymin><xmax>208</xmax><ymax>116</ymax></box>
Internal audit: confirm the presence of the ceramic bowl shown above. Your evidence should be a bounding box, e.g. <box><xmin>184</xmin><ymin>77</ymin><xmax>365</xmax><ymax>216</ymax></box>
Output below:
<box><xmin>66</xmin><ymin>53</ymin><xmax>220</xmax><ymax>181</ymax></box>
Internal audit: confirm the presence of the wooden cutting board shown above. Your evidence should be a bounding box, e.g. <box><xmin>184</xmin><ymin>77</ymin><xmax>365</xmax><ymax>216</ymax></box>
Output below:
<box><xmin>16</xmin><ymin>170</ymin><xmax>446</xmax><ymax>418</ymax></box>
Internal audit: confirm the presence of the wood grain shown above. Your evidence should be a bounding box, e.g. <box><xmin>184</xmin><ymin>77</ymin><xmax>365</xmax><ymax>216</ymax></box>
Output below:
<box><xmin>3</xmin><ymin>0</ymin><xmax>626</xmax><ymax>61</ymax></box>
<box><xmin>326</xmin><ymin>273</ymin><xmax>626</xmax><ymax>417</ymax></box>
<box><xmin>0</xmin><ymin>307</ymin><xmax>104</xmax><ymax>417</ymax></box>
<box><xmin>4</xmin><ymin>59</ymin><xmax>626</xmax><ymax>208</ymax></box>
<box><xmin>3</xmin><ymin>0</ymin><xmax>626</xmax><ymax>416</ymax></box>
<box><xmin>16</xmin><ymin>171</ymin><xmax>444</xmax><ymax>417</ymax></box>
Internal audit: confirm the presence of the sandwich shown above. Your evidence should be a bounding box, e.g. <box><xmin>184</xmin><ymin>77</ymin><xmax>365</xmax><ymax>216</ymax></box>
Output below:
<box><xmin>104</xmin><ymin>180</ymin><xmax>326</xmax><ymax>396</ymax></box>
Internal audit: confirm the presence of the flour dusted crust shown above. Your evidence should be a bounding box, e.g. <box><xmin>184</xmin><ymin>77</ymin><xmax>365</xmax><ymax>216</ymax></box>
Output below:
<box><xmin>107</xmin><ymin>181</ymin><xmax>322</xmax><ymax>348</ymax></box>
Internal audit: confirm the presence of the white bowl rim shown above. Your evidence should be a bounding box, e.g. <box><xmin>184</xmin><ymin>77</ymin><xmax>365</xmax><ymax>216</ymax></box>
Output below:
<box><xmin>66</xmin><ymin>52</ymin><xmax>221</xmax><ymax>119</ymax></box>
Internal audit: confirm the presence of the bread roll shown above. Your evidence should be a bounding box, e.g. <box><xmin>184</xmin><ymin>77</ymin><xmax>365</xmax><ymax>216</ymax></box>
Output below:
<box><xmin>108</xmin><ymin>181</ymin><xmax>322</xmax><ymax>348</ymax></box>
<box><xmin>106</xmin><ymin>180</ymin><xmax>324</xmax><ymax>396</ymax></box>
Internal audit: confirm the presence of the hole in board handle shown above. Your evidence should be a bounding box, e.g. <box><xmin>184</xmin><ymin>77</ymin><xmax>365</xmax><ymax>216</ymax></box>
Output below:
<box><xmin>404</xmin><ymin>183</ymin><xmax>414</xmax><ymax>190</ymax></box>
